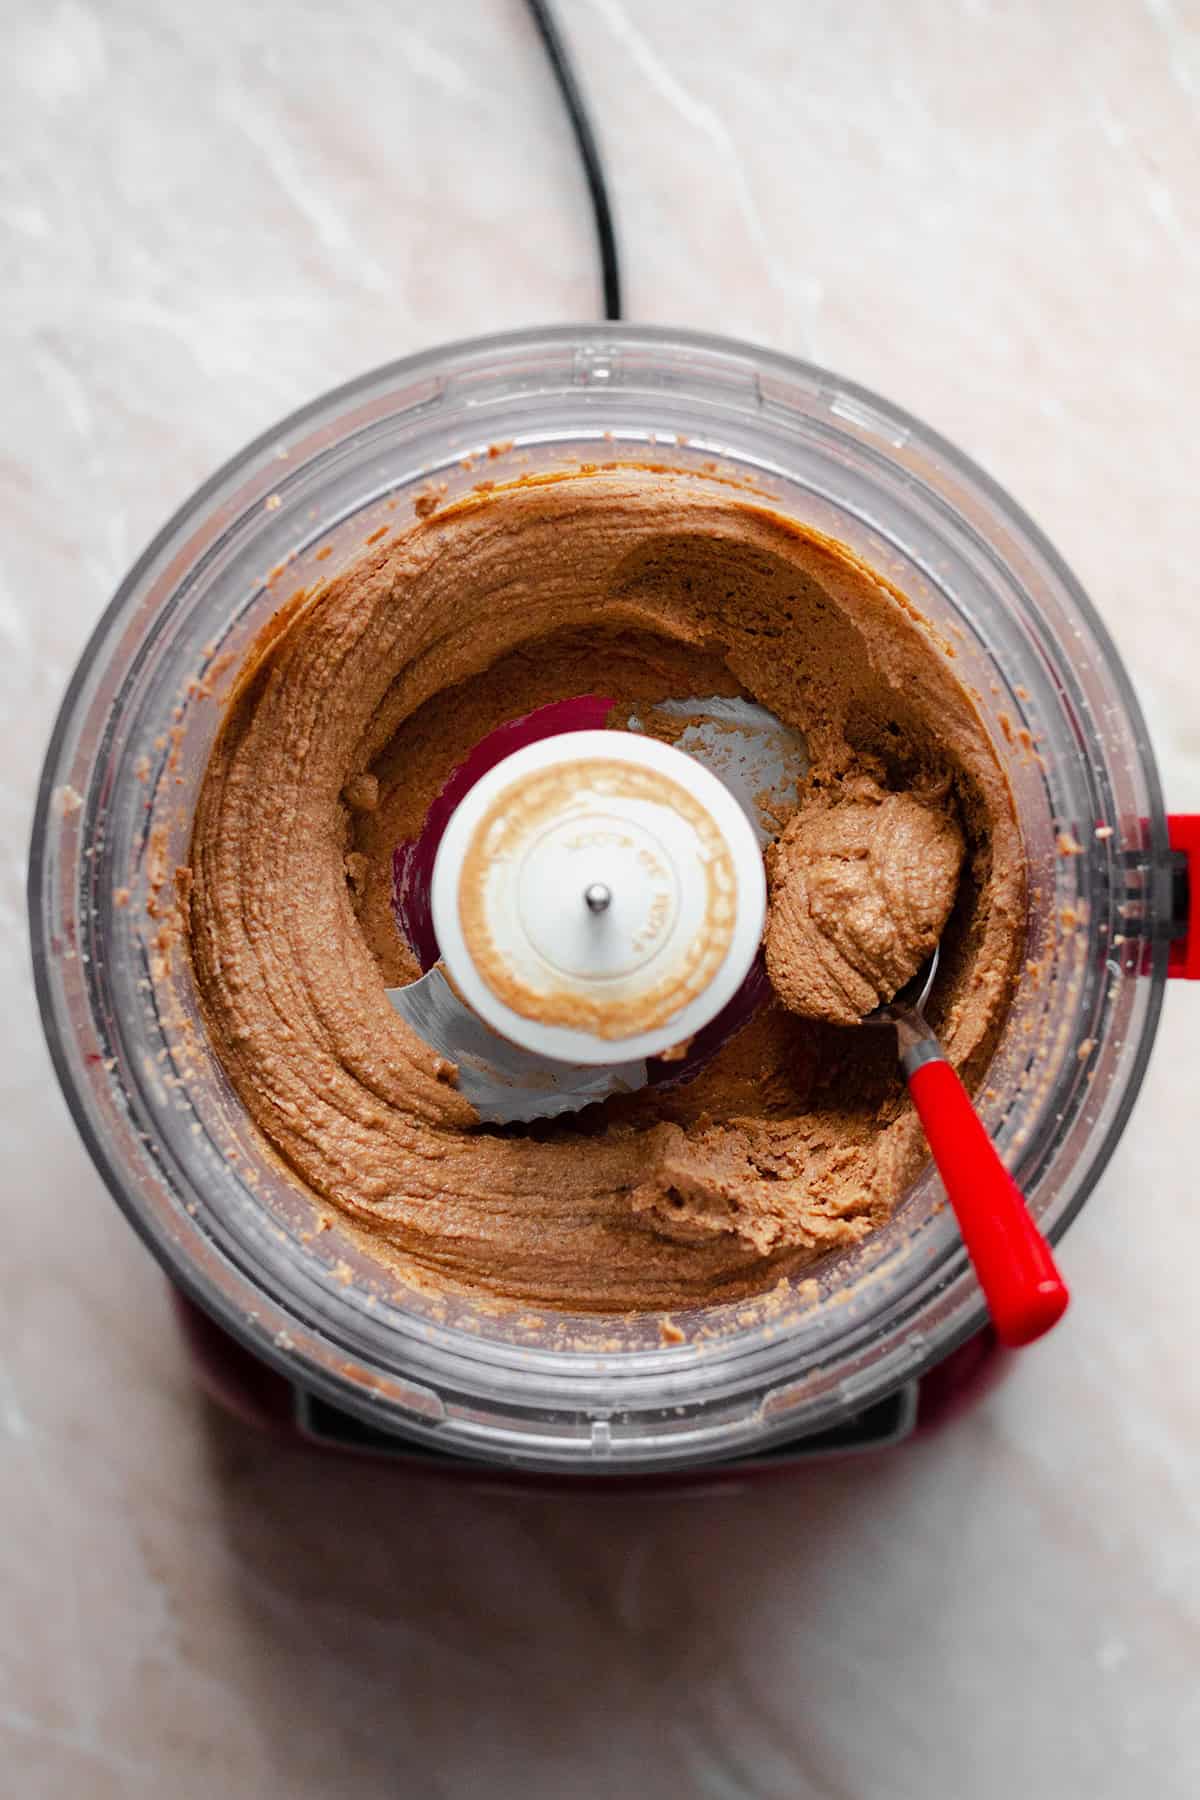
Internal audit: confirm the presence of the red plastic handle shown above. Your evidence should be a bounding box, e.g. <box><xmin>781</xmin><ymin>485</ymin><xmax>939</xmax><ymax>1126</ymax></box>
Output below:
<box><xmin>907</xmin><ymin>1057</ymin><xmax>1069</xmax><ymax>1348</ymax></box>
<box><xmin>1168</xmin><ymin>814</ymin><xmax>1200</xmax><ymax>979</ymax></box>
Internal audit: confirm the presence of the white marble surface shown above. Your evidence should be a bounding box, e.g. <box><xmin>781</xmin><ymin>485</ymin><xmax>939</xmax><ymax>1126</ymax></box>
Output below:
<box><xmin>4</xmin><ymin>1</ymin><xmax>1200</xmax><ymax>1794</ymax></box>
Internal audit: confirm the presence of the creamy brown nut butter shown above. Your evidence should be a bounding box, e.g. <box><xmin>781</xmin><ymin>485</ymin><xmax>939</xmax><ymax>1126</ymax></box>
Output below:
<box><xmin>764</xmin><ymin>777</ymin><xmax>965</xmax><ymax>1026</ymax></box>
<box><xmin>186</xmin><ymin>469</ymin><xmax>1025</xmax><ymax>1310</ymax></box>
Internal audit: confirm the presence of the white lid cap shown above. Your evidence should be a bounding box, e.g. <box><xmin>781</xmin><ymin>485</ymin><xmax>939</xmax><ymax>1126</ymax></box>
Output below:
<box><xmin>430</xmin><ymin>730</ymin><xmax>766</xmax><ymax>1066</ymax></box>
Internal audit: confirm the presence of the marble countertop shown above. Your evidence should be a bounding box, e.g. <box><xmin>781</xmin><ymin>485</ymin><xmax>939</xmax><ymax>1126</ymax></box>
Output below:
<box><xmin>4</xmin><ymin>1</ymin><xmax>1199</xmax><ymax>1794</ymax></box>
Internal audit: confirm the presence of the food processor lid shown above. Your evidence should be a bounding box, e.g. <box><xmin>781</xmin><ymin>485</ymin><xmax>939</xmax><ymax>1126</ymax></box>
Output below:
<box><xmin>429</xmin><ymin>729</ymin><xmax>767</xmax><ymax>1065</ymax></box>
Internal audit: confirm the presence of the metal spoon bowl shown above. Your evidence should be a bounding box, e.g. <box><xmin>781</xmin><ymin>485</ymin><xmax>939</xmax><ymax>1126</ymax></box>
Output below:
<box><xmin>861</xmin><ymin>945</ymin><xmax>940</xmax><ymax>1027</ymax></box>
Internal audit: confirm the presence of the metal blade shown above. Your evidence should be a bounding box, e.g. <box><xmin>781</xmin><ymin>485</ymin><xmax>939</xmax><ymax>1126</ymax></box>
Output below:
<box><xmin>626</xmin><ymin>696</ymin><xmax>808</xmax><ymax>848</ymax></box>
<box><xmin>385</xmin><ymin>965</ymin><xmax>647</xmax><ymax>1125</ymax></box>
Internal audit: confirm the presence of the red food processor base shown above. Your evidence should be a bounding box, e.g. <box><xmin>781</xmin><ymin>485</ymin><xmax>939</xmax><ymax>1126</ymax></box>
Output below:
<box><xmin>173</xmin><ymin>1288</ymin><xmax>1009</xmax><ymax>1489</ymax></box>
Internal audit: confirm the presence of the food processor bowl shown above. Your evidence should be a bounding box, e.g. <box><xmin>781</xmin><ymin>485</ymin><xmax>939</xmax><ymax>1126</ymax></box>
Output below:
<box><xmin>29</xmin><ymin>326</ymin><xmax>1178</xmax><ymax>1473</ymax></box>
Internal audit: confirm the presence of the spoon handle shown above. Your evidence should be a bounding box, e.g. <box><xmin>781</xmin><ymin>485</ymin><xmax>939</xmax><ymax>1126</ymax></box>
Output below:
<box><xmin>902</xmin><ymin>1043</ymin><xmax>1069</xmax><ymax>1348</ymax></box>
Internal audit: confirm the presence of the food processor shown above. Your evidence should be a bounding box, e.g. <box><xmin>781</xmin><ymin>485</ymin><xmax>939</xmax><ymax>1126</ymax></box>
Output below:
<box><xmin>29</xmin><ymin>325</ymin><xmax>1198</xmax><ymax>1480</ymax></box>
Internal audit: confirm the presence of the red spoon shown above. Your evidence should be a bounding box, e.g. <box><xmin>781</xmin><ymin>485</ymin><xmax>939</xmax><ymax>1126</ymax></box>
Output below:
<box><xmin>870</xmin><ymin>951</ymin><xmax>1070</xmax><ymax>1348</ymax></box>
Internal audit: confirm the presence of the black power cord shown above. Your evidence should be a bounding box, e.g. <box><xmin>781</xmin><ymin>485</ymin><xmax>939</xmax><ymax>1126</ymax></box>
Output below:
<box><xmin>524</xmin><ymin>0</ymin><xmax>623</xmax><ymax>321</ymax></box>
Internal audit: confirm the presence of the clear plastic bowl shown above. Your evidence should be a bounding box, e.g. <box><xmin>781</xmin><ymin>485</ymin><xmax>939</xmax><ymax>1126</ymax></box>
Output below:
<box><xmin>29</xmin><ymin>326</ymin><xmax>1171</xmax><ymax>1473</ymax></box>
